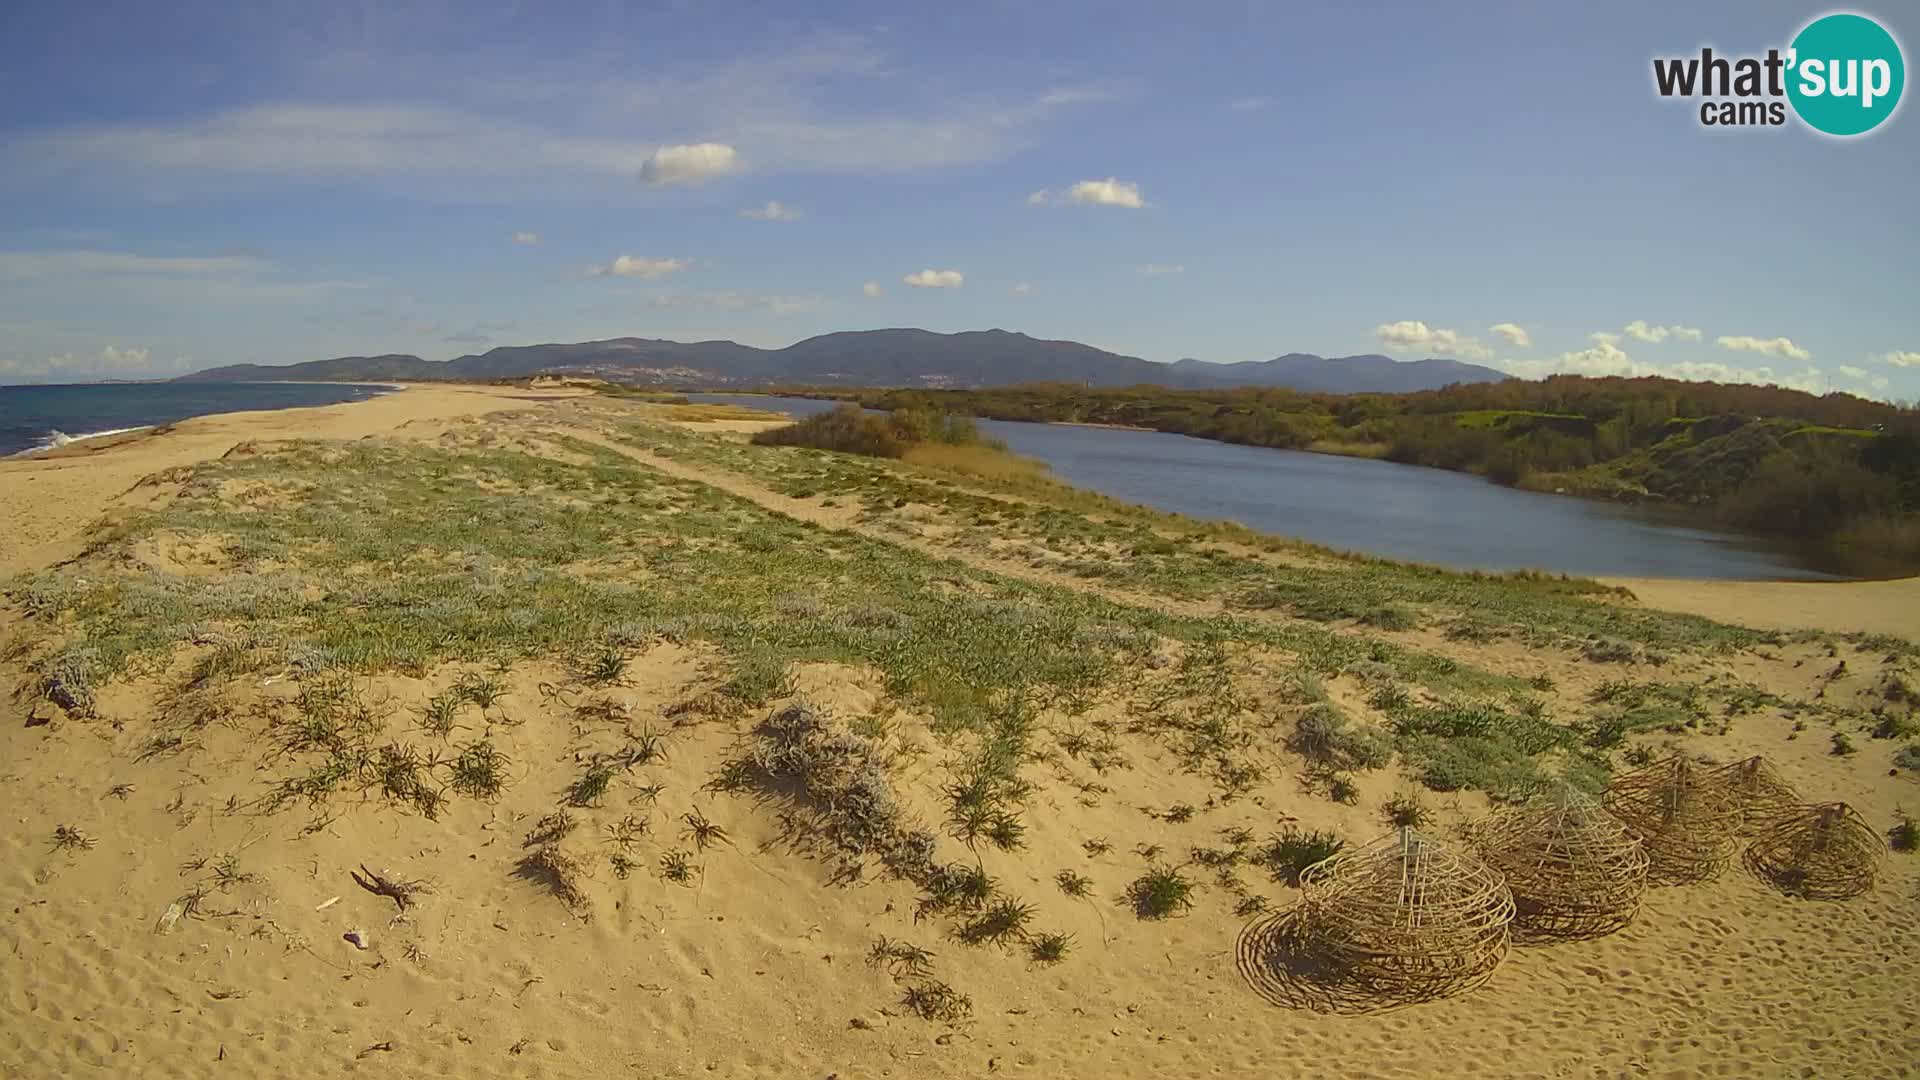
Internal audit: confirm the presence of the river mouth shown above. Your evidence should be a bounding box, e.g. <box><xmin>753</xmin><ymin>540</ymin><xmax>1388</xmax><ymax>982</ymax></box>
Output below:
<box><xmin>687</xmin><ymin>394</ymin><xmax>1841</xmax><ymax>583</ymax></box>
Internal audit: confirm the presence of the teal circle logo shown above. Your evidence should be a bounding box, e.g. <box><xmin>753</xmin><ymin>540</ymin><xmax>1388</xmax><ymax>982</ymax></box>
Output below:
<box><xmin>1787</xmin><ymin>13</ymin><xmax>1905</xmax><ymax>136</ymax></box>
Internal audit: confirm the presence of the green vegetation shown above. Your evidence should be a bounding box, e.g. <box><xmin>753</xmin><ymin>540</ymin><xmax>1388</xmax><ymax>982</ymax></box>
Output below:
<box><xmin>637</xmin><ymin>415</ymin><xmax>1768</xmax><ymax>654</ymax></box>
<box><xmin>1126</xmin><ymin>864</ymin><xmax>1196</xmax><ymax>919</ymax></box>
<box><xmin>1581</xmin><ymin>681</ymin><xmax>1711</xmax><ymax>747</ymax></box>
<box><xmin>1258</xmin><ymin>827</ymin><xmax>1344</xmax><ymax>885</ymax></box>
<box><xmin>900</xmin><ymin>979</ymin><xmax>972</xmax><ymax>1022</ymax></box>
<box><xmin>1288</xmin><ymin>703</ymin><xmax>1393</xmax><ymax>772</ymax></box>
<box><xmin>867</xmin><ymin>936</ymin><xmax>937</xmax><ymax>979</ymax></box>
<box><xmin>1385</xmin><ymin>699</ymin><xmax>1601</xmax><ymax>800</ymax></box>
<box><xmin>1027</xmin><ymin>931</ymin><xmax>1073</xmax><ymax>965</ymax></box>
<box><xmin>833</xmin><ymin>379</ymin><xmax>1920</xmax><ymax>574</ymax></box>
<box><xmin>1890</xmin><ymin>811</ymin><xmax>1918</xmax><ymax>853</ymax></box>
<box><xmin>955</xmin><ymin>896</ymin><xmax>1036</xmax><ymax>946</ymax></box>
<box><xmin>658</xmin><ymin>848</ymin><xmax>696</xmax><ymax>883</ymax></box>
<box><xmin>750</xmin><ymin>402</ymin><xmax>995</xmax><ymax>459</ymax></box>
<box><xmin>51</xmin><ymin>824</ymin><xmax>96</xmax><ymax>853</ymax></box>
<box><xmin>1382</xmin><ymin>791</ymin><xmax>1429</xmax><ymax>828</ymax></box>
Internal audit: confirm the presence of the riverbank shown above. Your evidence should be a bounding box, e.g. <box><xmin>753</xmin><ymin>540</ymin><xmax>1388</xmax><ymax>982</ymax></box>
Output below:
<box><xmin>689</xmin><ymin>394</ymin><xmax>1842</xmax><ymax>581</ymax></box>
<box><xmin>838</xmin><ymin>383</ymin><xmax>1920</xmax><ymax>579</ymax></box>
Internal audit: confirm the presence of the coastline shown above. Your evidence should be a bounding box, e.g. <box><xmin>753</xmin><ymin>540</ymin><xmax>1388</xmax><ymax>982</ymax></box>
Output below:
<box><xmin>0</xmin><ymin>381</ymin><xmax>409</xmax><ymax>460</ymax></box>
<box><xmin>0</xmin><ymin>382</ymin><xmax>583</xmax><ymax>576</ymax></box>
<box><xmin>10</xmin><ymin>424</ymin><xmax>156</xmax><ymax>458</ymax></box>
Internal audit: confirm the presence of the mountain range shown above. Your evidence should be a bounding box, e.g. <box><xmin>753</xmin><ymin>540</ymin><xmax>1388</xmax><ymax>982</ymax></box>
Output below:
<box><xmin>177</xmin><ymin>328</ymin><xmax>1510</xmax><ymax>394</ymax></box>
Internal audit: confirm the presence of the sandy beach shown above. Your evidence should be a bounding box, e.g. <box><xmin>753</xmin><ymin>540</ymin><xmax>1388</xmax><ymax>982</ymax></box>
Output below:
<box><xmin>2</xmin><ymin>390</ymin><xmax>1916</xmax><ymax>1079</ymax></box>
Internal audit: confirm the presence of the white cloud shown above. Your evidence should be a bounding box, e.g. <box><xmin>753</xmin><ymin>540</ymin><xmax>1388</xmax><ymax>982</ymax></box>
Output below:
<box><xmin>902</xmin><ymin>269</ymin><xmax>963</xmax><ymax>289</ymax></box>
<box><xmin>1030</xmin><ymin>179</ymin><xmax>1147</xmax><ymax>208</ymax></box>
<box><xmin>1066</xmin><ymin>178</ymin><xmax>1145</xmax><ymax>208</ymax></box>
<box><xmin>1499</xmin><ymin>338</ymin><xmax>1829</xmax><ymax>392</ymax></box>
<box><xmin>1374</xmin><ymin>319</ymin><xmax>1494</xmax><ymax>361</ymax></box>
<box><xmin>590</xmin><ymin>255</ymin><xmax>688</xmax><ymax>279</ymax></box>
<box><xmin>1010</xmin><ymin>282</ymin><xmax>1034</xmax><ymax>295</ymax></box>
<box><xmin>0</xmin><ymin>250</ymin><xmax>270</xmax><ymax>278</ymax></box>
<box><xmin>861</xmin><ymin>281</ymin><xmax>882</xmax><ymax>298</ymax></box>
<box><xmin>638</xmin><ymin>142</ymin><xmax>740</xmax><ymax>186</ymax></box>
<box><xmin>99</xmin><ymin>345</ymin><xmax>150</xmax><ymax>368</ymax></box>
<box><xmin>1624</xmin><ymin>320</ymin><xmax>1702</xmax><ymax>343</ymax></box>
<box><xmin>1834</xmin><ymin>366</ymin><xmax>1890</xmax><ymax>394</ymax></box>
<box><xmin>512</xmin><ymin>231</ymin><xmax>540</xmax><ymax>245</ymax></box>
<box><xmin>1881</xmin><ymin>350</ymin><xmax>1920</xmax><ymax>368</ymax></box>
<box><xmin>1488</xmin><ymin>322</ymin><xmax>1531</xmax><ymax>348</ymax></box>
<box><xmin>1717</xmin><ymin>334</ymin><xmax>1811</xmax><ymax>362</ymax></box>
<box><xmin>1</xmin><ymin>343</ymin><xmax>171</xmax><ymax>380</ymax></box>
<box><xmin>738</xmin><ymin>200</ymin><xmax>800</xmax><ymax>221</ymax></box>
<box><xmin>1136</xmin><ymin>263</ymin><xmax>1184</xmax><ymax>275</ymax></box>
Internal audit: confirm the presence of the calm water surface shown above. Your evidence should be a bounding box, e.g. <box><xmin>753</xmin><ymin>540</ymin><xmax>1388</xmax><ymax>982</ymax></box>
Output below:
<box><xmin>688</xmin><ymin>394</ymin><xmax>1838</xmax><ymax>581</ymax></box>
<box><xmin>0</xmin><ymin>382</ymin><xmax>394</xmax><ymax>456</ymax></box>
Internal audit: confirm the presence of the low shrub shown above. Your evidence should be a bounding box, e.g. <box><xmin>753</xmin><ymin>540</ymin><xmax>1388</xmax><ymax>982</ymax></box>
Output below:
<box><xmin>1287</xmin><ymin>704</ymin><xmax>1392</xmax><ymax>771</ymax></box>
<box><xmin>1382</xmin><ymin>792</ymin><xmax>1428</xmax><ymax>828</ymax></box>
<box><xmin>753</xmin><ymin>404</ymin><xmax>906</xmax><ymax>458</ymax></box>
<box><xmin>1889</xmin><ymin>811</ymin><xmax>1918</xmax><ymax>853</ymax></box>
<box><xmin>1126</xmin><ymin>865</ymin><xmax>1196</xmax><ymax>919</ymax></box>
<box><xmin>751</xmin><ymin>403</ymin><xmax>995</xmax><ymax>461</ymax></box>
<box><xmin>1360</xmin><ymin>603</ymin><xmax>1417</xmax><ymax>631</ymax></box>
<box><xmin>1259</xmin><ymin>827</ymin><xmax>1344</xmax><ymax>885</ymax></box>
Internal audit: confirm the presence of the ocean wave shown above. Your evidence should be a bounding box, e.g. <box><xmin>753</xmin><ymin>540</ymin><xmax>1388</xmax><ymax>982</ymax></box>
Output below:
<box><xmin>29</xmin><ymin>425</ymin><xmax>153</xmax><ymax>453</ymax></box>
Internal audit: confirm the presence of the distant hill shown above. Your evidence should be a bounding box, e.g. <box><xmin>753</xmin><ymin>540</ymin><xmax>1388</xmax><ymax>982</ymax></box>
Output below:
<box><xmin>1166</xmin><ymin>352</ymin><xmax>1507</xmax><ymax>394</ymax></box>
<box><xmin>178</xmin><ymin>329</ymin><xmax>1510</xmax><ymax>394</ymax></box>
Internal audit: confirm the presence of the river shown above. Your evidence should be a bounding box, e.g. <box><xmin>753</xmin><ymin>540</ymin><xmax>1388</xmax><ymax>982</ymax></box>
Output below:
<box><xmin>686</xmin><ymin>394</ymin><xmax>1837</xmax><ymax>581</ymax></box>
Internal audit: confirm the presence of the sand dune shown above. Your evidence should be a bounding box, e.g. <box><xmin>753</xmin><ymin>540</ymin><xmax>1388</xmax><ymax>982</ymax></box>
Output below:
<box><xmin>0</xmin><ymin>384</ymin><xmax>582</xmax><ymax>577</ymax></box>
<box><xmin>2</xmin><ymin>392</ymin><xmax>1916</xmax><ymax>1079</ymax></box>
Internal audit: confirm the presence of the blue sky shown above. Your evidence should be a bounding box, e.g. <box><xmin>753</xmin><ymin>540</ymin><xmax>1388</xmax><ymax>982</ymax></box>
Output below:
<box><xmin>1</xmin><ymin>0</ymin><xmax>1915</xmax><ymax>395</ymax></box>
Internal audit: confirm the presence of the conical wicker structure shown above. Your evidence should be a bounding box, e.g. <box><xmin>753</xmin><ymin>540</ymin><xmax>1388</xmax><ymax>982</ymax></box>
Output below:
<box><xmin>1475</xmin><ymin>788</ymin><xmax>1649</xmax><ymax>943</ymax></box>
<box><xmin>1707</xmin><ymin>756</ymin><xmax>1802</xmax><ymax>835</ymax></box>
<box><xmin>1602</xmin><ymin>754</ymin><xmax>1741</xmax><ymax>884</ymax></box>
<box><xmin>1742</xmin><ymin>802</ymin><xmax>1882</xmax><ymax>900</ymax></box>
<box><xmin>1293</xmin><ymin>827</ymin><xmax>1515</xmax><ymax>1007</ymax></box>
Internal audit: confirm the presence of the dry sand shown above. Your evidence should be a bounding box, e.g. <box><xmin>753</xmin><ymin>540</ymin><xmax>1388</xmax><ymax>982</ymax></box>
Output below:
<box><xmin>2</xmin><ymin>391</ymin><xmax>1917</xmax><ymax>1079</ymax></box>
<box><xmin>1605</xmin><ymin>575</ymin><xmax>1920</xmax><ymax>638</ymax></box>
